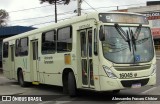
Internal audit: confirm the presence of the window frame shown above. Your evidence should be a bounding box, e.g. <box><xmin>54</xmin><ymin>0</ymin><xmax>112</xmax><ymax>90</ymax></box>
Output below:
<box><xmin>57</xmin><ymin>26</ymin><xmax>72</xmax><ymax>53</ymax></box>
<box><xmin>19</xmin><ymin>37</ymin><xmax>29</xmax><ymax>56</ymax></box>
<box><xmin>41</xmin><ymin>29</ymin><xmax>56</xmax><ymax>55</ymax></box>
<box><xmin>3</xmin><ymin>42</ymin><xmax>9</xmax><ymax>58</ymax></box>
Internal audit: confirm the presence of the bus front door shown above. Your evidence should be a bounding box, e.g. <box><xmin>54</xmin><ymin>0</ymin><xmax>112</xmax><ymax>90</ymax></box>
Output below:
<box><xmin>31</xmin><ymin>40</ymin><xmax>39</xmax><ymax>82</ymax></box>
<box><xmin>80</xmin><ymin>29</ymin><xmax>94</xmax><ymax>88</ymax></box>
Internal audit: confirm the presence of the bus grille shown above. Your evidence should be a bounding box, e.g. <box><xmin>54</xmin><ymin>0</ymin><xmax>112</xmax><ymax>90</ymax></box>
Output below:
<box><xmin>121</xmin><ymin>78</ymin><xmax>149</xmax><ymax>88</ymax></box>
<box><xmin>114</xmin><ymin>65</ymin><xmax>151</xmax><ymax>71</ymax></box>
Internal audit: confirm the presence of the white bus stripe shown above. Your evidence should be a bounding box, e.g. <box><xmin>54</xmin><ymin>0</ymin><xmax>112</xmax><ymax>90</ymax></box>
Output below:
<box><xmin>141</xmin><ymin>87</ymin><xmax>157</xmax><ymax>94</ymax></box>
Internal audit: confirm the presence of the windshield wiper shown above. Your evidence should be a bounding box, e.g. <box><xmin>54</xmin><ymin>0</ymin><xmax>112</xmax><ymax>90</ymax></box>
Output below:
<box><xmin>134</xmin><ymin>24</ymin><xmax>142</xmax><ymax>40</ymax></box>
<box><xmin>130</xmin><ymin>30</ymin><xmax>137</xmax><ymax>51</ymax></box>
<box><xmin>114</xmin><ymin>23</ymin><xmax>128</xmax><ymax>42</ymax></box>
<box><xmin>115</xmin><ymin>23</ymin><xmax>131</xmax><ymax>51</ymax></box>
<box><xmin>126</xmin><ymin>30</ymin><xmax>132</xmax><ymax>51</ymax></box>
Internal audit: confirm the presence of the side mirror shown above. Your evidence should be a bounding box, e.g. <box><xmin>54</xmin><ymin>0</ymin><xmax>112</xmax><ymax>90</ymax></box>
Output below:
<box><xmin>99</xmin><ymin>26</ymin><xmax>105</xmax><ymax>41</ymax></box>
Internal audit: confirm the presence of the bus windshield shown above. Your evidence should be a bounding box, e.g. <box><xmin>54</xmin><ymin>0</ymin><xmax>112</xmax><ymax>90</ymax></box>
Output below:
<box><xmin>102</xmin><ymin>26</ymin><xmax>154</xmax><ymax>64</ymax></box>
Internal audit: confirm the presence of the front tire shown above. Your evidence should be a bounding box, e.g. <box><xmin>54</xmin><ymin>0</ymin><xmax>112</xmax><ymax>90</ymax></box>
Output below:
<box><xmin>68</xmin><ymin>72</ymin><xmax>77</xmax><ymax>97</ymax></box>
<box><xmin>112</xmin><ymin>90</ymin><xmax>120</xmax><ymax>94</ymax></box>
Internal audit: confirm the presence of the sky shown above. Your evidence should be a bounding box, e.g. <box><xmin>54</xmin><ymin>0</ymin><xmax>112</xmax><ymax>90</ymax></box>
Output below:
<box><xmin>0</xmin><ymin>0</ymin><xmax>158</xmax><ymax>28</ymax></box>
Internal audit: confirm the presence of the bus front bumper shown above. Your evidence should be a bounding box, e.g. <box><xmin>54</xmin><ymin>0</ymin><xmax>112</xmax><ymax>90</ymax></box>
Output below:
<box><xmin>99</xmin><ymin>74</ymin><xmax>156</xmax><ymax>91</ymax></box>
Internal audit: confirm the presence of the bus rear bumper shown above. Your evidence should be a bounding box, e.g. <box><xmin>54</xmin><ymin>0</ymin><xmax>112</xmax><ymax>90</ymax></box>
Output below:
<box><xmin>99</xmin><ymin>74</ymin><xmax>156</xmax><ymax>91</ymax></box>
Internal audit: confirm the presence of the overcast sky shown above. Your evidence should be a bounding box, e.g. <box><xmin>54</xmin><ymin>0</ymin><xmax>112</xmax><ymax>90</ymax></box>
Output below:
<box><xmin>0</xmin><ymin>0</ymin><xmax>158</xmax><ymax>28</ymax></box>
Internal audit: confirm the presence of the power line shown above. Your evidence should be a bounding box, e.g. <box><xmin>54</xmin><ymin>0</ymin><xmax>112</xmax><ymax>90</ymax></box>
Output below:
<box><xmin>9</xmin><ymin>5</ymin><xmax>53</xmax><ymax>13</ymax></box>
<box><xmin>8</xmin><ymin>2</ymin><xmax>147</xmax><ymax>27</ymax></box>
<box><xmin>30</xmin><ymin>17</ymin><xmax>72</xmax><ymax>26</ymax></box>
<box><xmin>83</xmin><ymin>0</ymin><xmax>98</xmax><ymax>12</ymax></box>
<box><xmin>8</xmin><ymin>2</ymin><xmax>146</xmax><ymax>14</ymax></box>
<box><xmin>8</xmin><ymin>0</ymin><xmax>77</xmax><ymax>13</ymax></box>
<box><xmin>30</xmin><ymin>20</ymin><xmax>55</xmax><ymax>26</ymax></box>
<box><xmin>82</xmin><ymin>2</ymin><xmax>145</xmax><ymax>11</ymax></box>
<box><xmin>9</xmin><ymin>11</ymin><xmax>74</xmax><ymax>23</ymax></box>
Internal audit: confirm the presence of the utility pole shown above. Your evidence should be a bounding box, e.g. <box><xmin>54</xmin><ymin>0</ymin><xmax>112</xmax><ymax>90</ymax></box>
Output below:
<box><xmin>55</xmin><ymin>0</ymin><xmax>57</xmax><ymax>23</ymax></box>
<box><xmin>77</xmin><ymin>0</ymin><xmax>82</xmax><ymax>16</ymax></box>
<box><xmin>117</xmin><ymin>6</ymin><xmax>119</xmax><ymax>10</ymax></box>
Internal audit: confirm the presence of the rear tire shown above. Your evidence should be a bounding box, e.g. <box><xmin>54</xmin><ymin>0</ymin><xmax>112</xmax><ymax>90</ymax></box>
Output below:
<box><xmin>18</xmin><ymin>70</ymin><xmax>27</xmax><ymax>87</ymax></box>
<box><xmin>68</xmin><ymin>72</ymin><xmax>77</xmax><ymax>97</ymax></box>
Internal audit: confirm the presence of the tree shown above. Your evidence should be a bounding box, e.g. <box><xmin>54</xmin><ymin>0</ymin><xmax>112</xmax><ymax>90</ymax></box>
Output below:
<box><xmin>0</xmin><ymin>9</ymin><xmax>9</xmax><ymax>27</ymax></box>
<box><xmin>40</xmin><ymin>0</ymin><xmax>71</xmax><ymax>23</ymax></box>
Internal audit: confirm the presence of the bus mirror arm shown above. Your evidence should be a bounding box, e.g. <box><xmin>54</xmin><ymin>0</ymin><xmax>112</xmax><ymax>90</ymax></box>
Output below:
<box><xmin>99</xmin><ymin>25</ymin><xmax>105</xmax><ymax>41</ymax></box>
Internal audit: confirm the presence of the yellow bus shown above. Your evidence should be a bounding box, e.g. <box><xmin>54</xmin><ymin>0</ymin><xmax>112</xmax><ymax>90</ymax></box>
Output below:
<box><xmin>2</xmin><ymin>12</ymin><xmax>156</xmax><ymax>96</ymax></box>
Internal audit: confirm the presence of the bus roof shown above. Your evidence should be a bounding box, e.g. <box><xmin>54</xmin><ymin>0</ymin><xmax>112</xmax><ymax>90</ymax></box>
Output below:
<box><xmin>3</xmin><ymin>12</ymin><xmax>145</xmax><ymax>42</ymax></box>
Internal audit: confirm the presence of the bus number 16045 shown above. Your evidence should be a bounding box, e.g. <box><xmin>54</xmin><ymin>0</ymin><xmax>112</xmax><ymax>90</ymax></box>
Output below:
<box><xmin>119</xmin><ymin>73</ymin><xmax>133</xmax><ymax>79</ymax></box>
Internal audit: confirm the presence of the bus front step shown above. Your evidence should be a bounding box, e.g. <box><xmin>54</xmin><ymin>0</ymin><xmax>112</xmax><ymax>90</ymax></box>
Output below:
<box><xmin>32</xmin><ymin>81</ymin><xmax>40</xmax><ymax>85</ymax></box>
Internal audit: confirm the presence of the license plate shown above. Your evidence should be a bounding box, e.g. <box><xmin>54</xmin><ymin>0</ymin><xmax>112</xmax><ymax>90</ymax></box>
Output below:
<box><xmin>132</xmin><ymin>83</ymin><xmax>141</xmax><ymax>88</ymax></box>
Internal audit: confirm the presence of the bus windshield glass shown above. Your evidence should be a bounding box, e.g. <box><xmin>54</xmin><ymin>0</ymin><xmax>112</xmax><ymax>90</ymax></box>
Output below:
<box><xmin>99</xmin><ymin>13</ymin><xmax>149</xmax><ymax>24</ymax></box>
<box><xmin>102</xmin><ymin>26</ymin><xmax>154</xmax><ymax>64</ymax></box>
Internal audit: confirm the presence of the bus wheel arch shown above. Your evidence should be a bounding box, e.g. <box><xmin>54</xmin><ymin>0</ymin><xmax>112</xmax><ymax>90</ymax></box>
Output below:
<box><xmin>17</xmin><ymin>68</ymin><xmax>27</xmax><ymax>87</ymax></box>
<box><xmin>17</xmin><ymin>67</ymin><xmax>22</xmax><ymax>82</ymax></box>
<box><xmin>62</xmin><ymin>68</ymin><xmax>77</xmax><ymax>97</ymax></box>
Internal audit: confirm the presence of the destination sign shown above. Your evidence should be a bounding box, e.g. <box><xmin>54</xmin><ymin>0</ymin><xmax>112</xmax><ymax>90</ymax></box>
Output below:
<box><xmin>99</xmin><ymin>13</ymin><xmax>149</xmax><ymax>24</ymax></box>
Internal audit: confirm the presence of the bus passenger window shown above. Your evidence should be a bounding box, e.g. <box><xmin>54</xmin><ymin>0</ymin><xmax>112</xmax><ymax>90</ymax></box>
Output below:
<box><xmin>42</xmin><ymin>30</ymin><xmax>56</xmax><ymax>54</ymax></box>
<box><xmin>57</xmin><ymin>26</ymin><xmax>72</xmax><ymax>52</ymax></box>
<box><xmin>88</xmin><ymin>30</ymin><xmax>92</xmax><ymax>57</ymax></box>
<box><xmin>81</xmin><ymin>32</ymin><xmax>87</xmax><ymax>57</ymax></box>
<box><xmin>3</xmin><ymin>42</ymin><xmax>9</xmax><ymax>58</ymax></box>
<box><xmin>19</xmin><ymin>37</ymin><xmax>28</xmax><ymax>56</ymax></box>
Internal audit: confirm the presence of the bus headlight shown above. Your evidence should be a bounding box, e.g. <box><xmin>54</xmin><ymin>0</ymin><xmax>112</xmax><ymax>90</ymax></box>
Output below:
<box><xmin>103</xmin><ymin>65</ymin><xmax>117</xmax><ymax>79</ymax></box>
<box><xmin>151</xmin><ymin>64</ymin><xmax>156</xmax><ymax>76</ymax></box>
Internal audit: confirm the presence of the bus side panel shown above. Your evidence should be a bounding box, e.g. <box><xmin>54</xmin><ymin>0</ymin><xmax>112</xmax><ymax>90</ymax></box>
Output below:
<box><xmin>38</xmin><ymin>34</ymin><xmax>64</xmax><ymax>86</ymax></box>
<box><xmin>38</xmin><ymin>27</ymin><xmax>77</xmax><ymax>86</ymax></box>
<box><xmin>3</xmin><ymin>57</ymin><xmax>10</xmax><ymax>79</ymax></box>
<box><xmin>14</xmin><ymin>36</ymin><xmax>31</xmax><ymax>82</ymax></box>
<box><xmin>14</xmin><ymin>56</ymin><xmax>31</xmax><ymax>82</ymax></box>
<box><xmin>3</xmin><ymin>42</ymin><xmax>11</xmax><ymax>79</ymax></box>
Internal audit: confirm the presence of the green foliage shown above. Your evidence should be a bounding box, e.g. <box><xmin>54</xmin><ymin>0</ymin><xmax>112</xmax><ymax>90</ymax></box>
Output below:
<box><xmin>0</xmin><ymin>9</ymin><xmax>9</xmax><ymax>27</ymax></box>
<box><xmin>39</xmin><ymin>0</ymin><xmax>71</xmax><ymax>23</ymax></box>
<box><xmin>40</xmin><ymin>0</ymin><xmax>70</xmax><ymax>5</ymax></box>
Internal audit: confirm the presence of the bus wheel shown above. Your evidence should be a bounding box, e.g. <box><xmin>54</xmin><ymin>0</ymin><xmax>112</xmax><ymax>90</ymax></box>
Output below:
<box><xmin>112</xmin><ymin>90</ymin><xmax>120</xmax><ymax>94</ymax></box>
<box><xmin>18</xmin><ymin>70</ymin><xmax>27</xmax><ymax>87</ymax></box>
<box><xmin>68</xmin><ymin>72</ymin><xmax>77</xmax><ymax>97</ymax></box>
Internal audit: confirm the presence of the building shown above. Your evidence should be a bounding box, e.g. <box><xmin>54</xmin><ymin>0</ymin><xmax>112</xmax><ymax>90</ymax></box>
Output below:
<box><xmin>0</xmin><ymin>26</ymin><xmax>36</xmax><ymax>67</ymax></box>
<box><xmin>116</xmin><ymin>1</ymin><xmax>160</xmax><ymax>51</ymax></box>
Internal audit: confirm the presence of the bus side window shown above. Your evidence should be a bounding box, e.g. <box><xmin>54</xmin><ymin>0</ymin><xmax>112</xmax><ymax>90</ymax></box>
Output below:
<box><xmin>42</xmin><ymin>30</ymin><xmax>56</xmax><ymax>54</ymax></box>
<box><xmin>19</xmin><ymin>37</ymin><xmax>28</xmax><ymax>56</ymax></box>
<box><xmin>3</xmin><ymin>42</ymin><xmax>9</xmax><ymax>58</ymax></box>
<box><xmin>57</xmin><ymin>26</ymin><xmax>72</xmax><ymax>52</ymax></box>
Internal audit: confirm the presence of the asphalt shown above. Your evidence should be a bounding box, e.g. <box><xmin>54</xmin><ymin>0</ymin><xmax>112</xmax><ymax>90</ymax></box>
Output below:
<box><xmin>116</xmin><ymin>85</ymin><xmax>160</xmax><ymax>104</ymax></box>
<box><xmin>0</xmin><ymin>73</ymin><xmax>28</xmax><ymax>95</ymax></box>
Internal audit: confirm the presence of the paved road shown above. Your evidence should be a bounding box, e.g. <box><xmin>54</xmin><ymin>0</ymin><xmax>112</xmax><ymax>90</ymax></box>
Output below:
<box><xmin>0</xmin><ymin>59</ymin><xmax>159</xmax><ymax>104</ymax></box>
